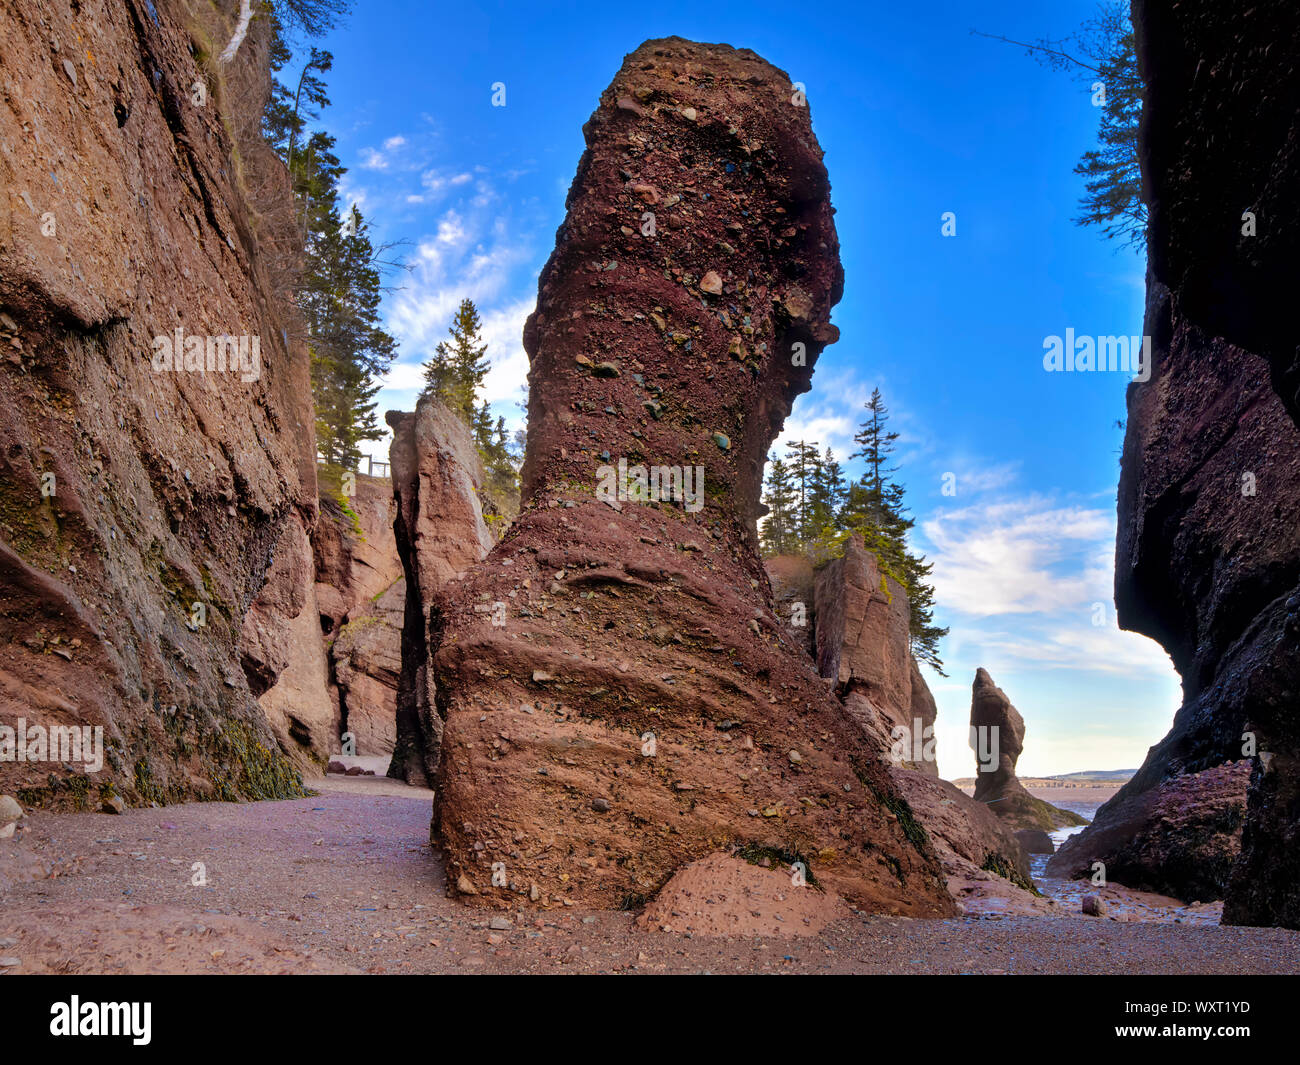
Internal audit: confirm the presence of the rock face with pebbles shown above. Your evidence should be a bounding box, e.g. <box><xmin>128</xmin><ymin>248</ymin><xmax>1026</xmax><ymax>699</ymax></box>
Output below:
<box><xmin>1103</xmin><ymin>0</ymin><xmax>1300</xmax><ymax>927</ymax></box>
<box><xmin>889</xmin><ymin>768</ymin><xmax>1031</xmax><ymax>892</ymax></box>
<box><xmin>420</xmin><ymin>37</ymin><xmax>953</xmax><ymax>915</ymax></box>
<box><xmin>969</xmin><ymin>669</ymin><xmax>1085</xmax><ymax>832</ymax></box>
<box><xmin>815</xmin><ymin>535</ymin><xmax>939</xmax><ymax>776</ymax></box>
<box><xmin>0</xmin><ymin>2</ymin><xmax>317</xmax><ymax>805</ymax></box>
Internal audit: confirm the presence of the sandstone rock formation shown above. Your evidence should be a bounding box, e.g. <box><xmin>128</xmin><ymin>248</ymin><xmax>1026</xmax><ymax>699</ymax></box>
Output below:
<box><xmin>386</xmin><ymin>395</ymin><xmax>494</xmax><ymax>785</ymax></box>
<box><xmin>969</xmin><ymin>669</ymin><xmax>1084</xmax><ymax>832</ymax></box>
<box><xmin>313</xmin><ymin>474</ymin><xmax>403</xmax><ymax>630</ymax></box>
<box><xmin>241</xmin><ymin>515</ymin><xmax>335</xmax><ymax>767</ymax></box>
<box><xmin>889</xmin><ymin>767</ymin><xmax>1032</xmax><ymax>891</ymax></box>
<box><xmin>0</xmin><ymin>0</ymin><xmax>315</xmax><ymax>805</ymax></box>
<box><xmin>1098</xmin><ymin>0</ymin><xmax>1300</xmax><ymax>926</ymax></box>
<box><xmin>1047</xmin><ymin>760</ymin><xmax>1250</xmax><ymax>902</ymax></box>
<box><xmin>330</xmin><ymin>579</ymin><xmax>403</xmax><ymax>756</ymax></box>
<box><xmin>814</xmin><ymin>536</ymin><xmax>938</xmax><ymax>776</ymax></box>
<box><xmin>418</xmin><ymin>38</ymin><xmax>953</xmax><ymax>915</ymax></box>
<box><xmin>313</xmin><ymin>474</ymin><xmax>404</xmax><ymax>756</ymax></box>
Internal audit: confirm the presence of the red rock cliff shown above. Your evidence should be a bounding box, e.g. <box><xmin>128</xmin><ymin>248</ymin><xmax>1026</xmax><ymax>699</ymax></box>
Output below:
<box><xmin>0</xmin><ymin>0</ymin><xmax>319</xmax><ymax>804</ymax></box>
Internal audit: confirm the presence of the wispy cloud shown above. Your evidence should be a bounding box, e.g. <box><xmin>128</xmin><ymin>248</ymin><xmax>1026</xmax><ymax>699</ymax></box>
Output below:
<box><xmin>371</xmin><ymin>176</ymin><xmax>541</xmax><ymax>443</ymax></box>
<box><xmin>921</xmin><ymin>497</ymin><xmax>1113</xmax><ymax>616</ymax></box>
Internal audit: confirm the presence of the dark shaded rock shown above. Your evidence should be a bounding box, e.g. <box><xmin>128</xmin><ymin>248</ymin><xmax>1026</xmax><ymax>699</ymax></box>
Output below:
<box><xmin>1046</xmin><ymin>760</ymin><xmax>1250</xmax><ymax>902</ymax></box>
<box><xmin>1118</xmin><ymin>0</ymin><xmax>1300</xmax><ymax>927</ymax></box>
<box><xmin>1016</xmin><ymin>828</ymin><xmax>1055</xmax><ymax>856</ymax></box>
<box><xmin>422</xmin><ymin>38</ymin><xmax>953</xmax><ymax>915</ymax></box>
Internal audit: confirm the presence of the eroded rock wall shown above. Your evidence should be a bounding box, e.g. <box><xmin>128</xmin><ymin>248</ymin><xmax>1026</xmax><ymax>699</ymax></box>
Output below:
<box><xmin>424</xmin><ymin>38</ymin><xmax>953</xmax><ymax>915</ymax></box>
<box><xmin>1089</xmin><ymin>0</ymin><xmax>1300</xmax><ymax>924</ymax></box>
<box><xmin>0</xmin><ymin>0</ymin><xmax>317</xmax><ymax>804</ymax></box>
<box><xmin>814</xmin><ymin>535</ymin><xmax>938</xmax><ymax>776</ymax></box>
<box><xmin>313</xmin><ymin>474</ymin><xmax>404</xmax><ymax>756</ymax></box>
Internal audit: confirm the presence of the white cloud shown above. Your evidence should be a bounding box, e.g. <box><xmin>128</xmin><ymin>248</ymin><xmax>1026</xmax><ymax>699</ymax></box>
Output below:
<box><xmin>961</xmin><ymin>623</ymin><xmax>1175</xmax><ymax>676</ymax></box>
<box><xmin>360</xmin><ymin>136</ymin><xmax>409</xmax><ymax>172</ymax></box>
<box><xmin>921</xmin><ymin>497</ymin><xmax>1113</xmax><ymax>616</ymax></box>
<box><xmin>373</xmin><ymin>181</ymin><xmax>539</xmax><ymax>448</ymax></box>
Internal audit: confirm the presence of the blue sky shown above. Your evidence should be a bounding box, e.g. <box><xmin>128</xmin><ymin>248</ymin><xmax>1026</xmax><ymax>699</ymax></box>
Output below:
<box><xmin>298</xmin><ymin>0</ymin><xmax>1181</xmax><ymax>776</ymax></box>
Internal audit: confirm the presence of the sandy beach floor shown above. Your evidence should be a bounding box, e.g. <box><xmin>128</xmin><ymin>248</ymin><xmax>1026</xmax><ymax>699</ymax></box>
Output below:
<box><xmin>2</xmin><ymin>775</ymin><xmax>1298</xmax><ymax>975</ymax></box>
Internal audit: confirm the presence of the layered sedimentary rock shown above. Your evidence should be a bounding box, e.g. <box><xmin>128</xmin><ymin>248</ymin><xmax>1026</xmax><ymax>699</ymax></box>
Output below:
<box><xmin>0</xmin><ymin>1</ymin><xmax>314</xmax><ymax>805</ymax></box>
<box><xmin>313</xmin><ymin>474</ymin><xmax>404</xmax><ymax>756</ymax></box>
<box><xmin>241</xmin><ymin>514</ymin><xmax>335</xmax><ymax>766</ymax></box>
<box><xmin>422</xmin><ymin>38</ymin><xmax>953</xmax><ymax>914</ymax></box>
<box><xmin>1047</xmin><ymin>760</ymin><xmax>1250</xmax><ymax>901</ymax></box>
<box><xmin>386</xmin><ymin>396</ymin><xmax>494</xmax><ymax>785</ymax></box>
<box><xmin>969</xmin><ymin>669</ymin><xmax>1085</xmax><ymax>832</ymax></box>
<box><xmin>814</xmin><ymin>536</ymin><xmax>939</xmax><ymax>776</ymax></box>
<box><xmin>1095</xmin><ymin>0</ymin><xmax>1300</xmax><ymax>926</ymax></box>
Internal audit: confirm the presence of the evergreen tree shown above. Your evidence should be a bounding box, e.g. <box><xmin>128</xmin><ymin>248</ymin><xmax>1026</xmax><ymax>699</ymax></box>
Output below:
<box><xmin>974</xmin><ymin>2</ymin><xmax>1144</xmax><ymax>248</ymax></box>
<box><xmin>419</xmin><ymin>300</ymin><xmax>519</xmax><ymax>502</ymax></box>
<box><xmin>303</xmin><ymin>199</ymin><xmax>395</xmax><ymax>467</ymax></box>
<box><xmin>784</xmin><ymin>440</ymin><xmax>822</xmax><ymax>545</ymax></box>
<box><xmin>760</xmin><ymin>454</ymin><xmax>797</xmax><ymax>555</ymax></box>
<box><xmin>421</xmin><ymin>299</ymin><xmax>490</xmax><ymax>424</ymax></box>
<box><xmin>757</xmin><ymin>390</ymin><xmax>949</xmax><ymax>673</ymax></box>
<box><xmin>843</xmin><ymin>390</ymin><xmax>947</xmax><ymax>673</ymax></box>
<box><xmin>806</xmin><ymin>446</ymin><xmax>844</xmax><ymax>543</ymax></box>
<box><xmin>846</xmin><ymin>388</ymin><xmax>900</xmax><ymax>527</ymax></box>
<box><xmin>261</xmin><ymin>32</ymin><xmax>397</xmax><ymax>474</ymax></box>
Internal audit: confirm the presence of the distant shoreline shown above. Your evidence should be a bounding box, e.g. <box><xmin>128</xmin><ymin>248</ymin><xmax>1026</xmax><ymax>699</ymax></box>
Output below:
<box><xmin>953</xmin><ymin>781</ymin><xmax>1122</xmax><ymax>805</ymax></box>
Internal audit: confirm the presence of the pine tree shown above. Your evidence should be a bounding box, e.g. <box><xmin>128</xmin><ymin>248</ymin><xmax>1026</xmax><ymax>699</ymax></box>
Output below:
<box><xmin>262</xmin><ymin>32</ymin><xmax>397</xmax><ymax>474</ymax></box>
<box><xmin>806</xmin><ymin>446</ymin><xmax>844</xmax><ymax>544</ymax></box>
<box><xmin>421</xmin><ymin>299</ymin><xmax>490</xmax><ymax>424</ymax></box>
<box><xmin>784</xmin><ymin>440</ymin><xmax>822</xmax><ymax>547</ymax></box>
<box><xmin>419</xmin><ymin>300</ymin><xmax>520</xmax><ymax>503</ymax></box>
<box><xmin>846</xmin><ymin>388</ymin><xmax>900</xmax><ymax>527</ymax></box>
<box><xmin>841</xmin><ymin>389</ymin><xmax>948</xmax><ymax>674</ymax></box>
<box><xmin>760</xmin><ymin>454</ymin><xmax>797</xmax><ymax>555</ymax></box>
<box><xmin>974</xmin><ymin>2</ymin><xmax>1144</xmax><ymax>248</ymax></box>
<box><xmin>303</xmin><ymin>199</ymin><xmax>395</xmax><ymax>468</ymax></box>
